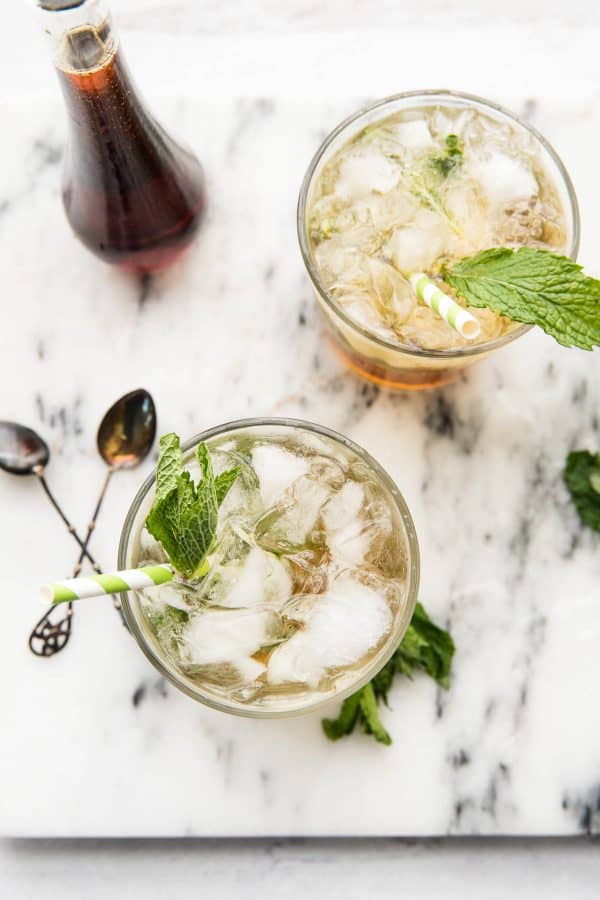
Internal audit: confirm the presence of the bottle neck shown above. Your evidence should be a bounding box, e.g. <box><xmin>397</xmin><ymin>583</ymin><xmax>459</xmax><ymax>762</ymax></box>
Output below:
<box><xmin>36</xmin><ymin>0</ymin><xmax>118</xmax><ymax>74</ymax></box>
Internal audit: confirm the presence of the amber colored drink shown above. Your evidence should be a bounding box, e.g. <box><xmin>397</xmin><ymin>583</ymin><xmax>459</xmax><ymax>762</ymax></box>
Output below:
<box><xmin>56</xmin><ymin>38</ymin><xmax>205</xmax><ymax>273</ymax></box>
<box><xmin>298</xmin><ymin>91</ymin><xmax>579</xmax><ymax>390</ymax></box>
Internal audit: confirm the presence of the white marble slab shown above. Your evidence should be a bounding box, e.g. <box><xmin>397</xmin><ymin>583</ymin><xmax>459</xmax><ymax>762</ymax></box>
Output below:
<box><xmin>1</xmin><ymin>45</ymin><xmax>600</xmax><ymax>835</ymax></box>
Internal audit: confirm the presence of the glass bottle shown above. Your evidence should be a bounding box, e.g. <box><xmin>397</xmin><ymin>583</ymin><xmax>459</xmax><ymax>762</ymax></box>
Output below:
<box><xmin>36</xmin><ymin>0</ymin><xmax>206</xmax><ymax>273</ymax></box>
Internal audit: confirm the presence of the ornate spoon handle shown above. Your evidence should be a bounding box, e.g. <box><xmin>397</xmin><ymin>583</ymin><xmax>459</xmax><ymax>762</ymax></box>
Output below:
<box><xmin>29</xmin><ymin>469</ymin><xmax>122</xmax><ymax>657</ymax></box>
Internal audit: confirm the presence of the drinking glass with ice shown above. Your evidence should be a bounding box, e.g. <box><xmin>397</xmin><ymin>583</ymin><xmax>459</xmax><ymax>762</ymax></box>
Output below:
<box><xmin>118</xmin><ymin>419</ymin><xmax>419</xmax><ymax>717</ymax></box>
<box><xmin>298</xmin><ymin>90</ymin><xmax>580</xmax><ymax>389</ymax></box>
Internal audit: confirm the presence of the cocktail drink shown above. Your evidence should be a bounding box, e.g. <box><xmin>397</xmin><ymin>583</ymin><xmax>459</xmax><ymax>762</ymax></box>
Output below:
<box><xmin>298</xmin><ymin>91</ymin><xmax>580</xmax><ymax>389</ymax></box>
<box><xmin>119</xmin><ymin>419</ymin><xmax>419</xmax><ymax>717</ymax></box>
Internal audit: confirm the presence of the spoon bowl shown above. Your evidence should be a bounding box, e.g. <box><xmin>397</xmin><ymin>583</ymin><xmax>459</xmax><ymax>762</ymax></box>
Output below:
<box><xmin>97</xmin><ymin>389</ymin><xmax>157</xmax><ymax>469</ymax></box>
<box><xmin>0</xmin><ymin>421</ymin><xmax>50</xmax><ymax>476</ymax></box>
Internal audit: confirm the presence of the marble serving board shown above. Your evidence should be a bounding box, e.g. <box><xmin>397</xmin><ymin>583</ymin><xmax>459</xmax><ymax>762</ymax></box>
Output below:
<box><xmin>1</xmin><ymin>90</ymin><xmax>600</xmax><ymax>838</ymax></box>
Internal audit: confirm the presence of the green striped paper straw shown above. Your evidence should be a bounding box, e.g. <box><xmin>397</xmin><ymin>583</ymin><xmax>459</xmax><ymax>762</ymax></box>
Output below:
<box><xmin>41</xmin><ymin>564</ymin><xmax>174</xmax><ymax>605</ymax></box>
<box><xmin>409</xmin><ymin>273</ymin><xmax>481</xmax><ymax>340</ymax></box>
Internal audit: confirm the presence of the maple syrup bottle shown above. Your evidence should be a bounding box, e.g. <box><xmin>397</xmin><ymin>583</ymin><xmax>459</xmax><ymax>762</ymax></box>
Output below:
<box><xmin>37</xmin><ymin>0</ymin><xmax>206</xmax><ymax>273</ymax></box>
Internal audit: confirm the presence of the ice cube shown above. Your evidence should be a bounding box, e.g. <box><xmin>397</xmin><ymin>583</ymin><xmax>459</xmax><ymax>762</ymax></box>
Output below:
<box><xmin>216</xmin><ymin>546</ymin><xmax>292</xmax><ymax>610</ymax></box>
<box><xmin>388</xmin><ymin>209</ymin><xmax>449</xmax><ymax>273</ymax></box>
<box><xmin>335</xmin><ymin>151</ymin><xmax>399</xmax><ymax>202</ymax></box>
<box><xmin>427</xmin><ymin>108</ymin><xmax>474</xmax><ymax>142</ymax></box>
<box><xmin>364</xmin><ymin>257</ymin><xmax>415</xmax><ymax>325</ymax></box>
<box><xmin>444</xmin><ymin>180</ymin><xmax>489</xmax><ymax>246</ymax></box>
<box><xmin>361</xmin><ymin>189</ymin><xmax>420</xmax><ymax>233</ymax></box>
<box><xmin>308</xmin><ymin>453</ymin><xmax>347</xmax><ymax>491</ymax></box>
<box><xmin>470</xmin><ymin>153</ymin><xmax>538</xmax><ymax>208</ymax></box>
<box><xmin>151</xmin><ymin>582</ymin><xmax>190</xmax><ymax>613</ymax></box>
<box><xmin>295</xmin><ymin>432</ymin><xmax>339</xmax><ymax>458</ymax></box>
<box><xmin>217</xmin><ymin>479</ymin><xmax>248</xmax><ymax>521</ymax></box>
<box><xmin>329</xmin><ymin>523</ymin><xmax>371</xmax><ymax>567</ymax></box>
<box><xmin>323</xmin><ymin>481</ymin><xmax>364</xmax><ymax>530</ymax></box>
<box><xmin>392</xmin><ymin>119</ymin><xmax>434</xmax><ymax>150</ymax></box>
<box><xmin>286</xmin><ymin>546</ymin><xmax>331</xmax><ymax>595</ymax></box>
<box><xmin>183</xmin><ymin>608</ymin><xmax>277</xmax><ymax>682</ymax></box>
<box><xmin>138</xmin><ymin>578</ymin><xmax>196</xmax><ymax>616</ymax></box>
<box><xmin>252</xmin><ymin>444</ymin><xmax>310</xmax><ymax>508</ymax></box>
<box><xmin>234</xmin><ymin>657</ymin><xmax>267</xmax><ymax>683</ymax></box>
<box><xmin>257</xmin><ymin>475</ymin><xmax>331</xmax><ymax>552</ymax></box>
<box><xmin>313</xmin><ymin>241</ymin><xmax>361</xmax><ymax>283</ymax></box>
<box><xmin>317</xmin><ymin>209</ymin><xmax>384</xmax><ymax>257</ymax></box>
<box><xmin>337</xmin><ymin>293</ymin><xmax>398</xmax><ymax>341</ymax></box>
<box><xmin>323</xmin><ymin>481</ymin><xmax>370</xmax><ymax>566</ymax></box>
<box><xmin>217</xmin><ymin>477</ymin><xmax>261</xmax><ymax>529</ymax></box>
<box><xmin>189</xmin><ymin>449</ymin><xmax>260</xmax><ymax>527</ymax></box>
<box><xmin>328</xmin><ymin>252</ymin><xmax>415</xmax><ymax>331</ymax></box>
<box><xmin>267</xmin><ymin>575</ymin><xmax>392</xmax><ymax>687</ymax></box>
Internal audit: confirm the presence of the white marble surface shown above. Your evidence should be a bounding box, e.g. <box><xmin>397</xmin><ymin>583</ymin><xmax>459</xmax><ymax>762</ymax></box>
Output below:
<box><xmin>1</xmin><ymin>0</ymin><xmax>600</xmax><ymax>853</ymax></box>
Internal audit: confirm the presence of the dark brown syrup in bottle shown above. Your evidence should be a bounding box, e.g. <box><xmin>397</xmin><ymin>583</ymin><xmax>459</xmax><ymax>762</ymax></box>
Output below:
<box><xmin>57</xmin><ymin>25</ymin><xmax>205</xmax><ymax>272</ymax></box>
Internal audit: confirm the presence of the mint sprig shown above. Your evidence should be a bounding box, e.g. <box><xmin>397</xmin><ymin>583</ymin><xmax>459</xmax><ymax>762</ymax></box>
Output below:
<box><xmin>442</xmin><ymin>247</ymin><xmax>600</xmax><ymax>351</ymax></box>
<box><xmin>430</xmin><ymin>133</ymin><xmax>463</xmax><ymax>179</ymax></box>
<box><xmin>564</xmin><ymin>450</ymin><xmax>600</xmax><ymax>533</ymax></box>
<box><xmin>146</xmin><ymin>433</ymin><xmax>240</xmax><ymax>580</ymax></box>
<box><xmin>390</xmin><ymin>134</ymin><xmax>464</xmax><ymax>237</ymax></box>
<box><xmin>322</xmin><ymin>682</ymin><xmax>392</xmax><ymax>745</ymax></box>
<box><xmin>322</xmin><ymin>603</ymin><xmax>455</xmax><ymax>746</ymax></box>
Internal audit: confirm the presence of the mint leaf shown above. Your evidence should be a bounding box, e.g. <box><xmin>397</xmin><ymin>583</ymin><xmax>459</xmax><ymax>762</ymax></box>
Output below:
<box><xmin>564</xmin><ymin>450</ymin><xmax>600</xmax><ymax>533</ymax></box>
<box><xmin>394</xmin><ymin>603</ymin><xmax>455</xmax><ymax>689</ymax></box>
<box><xmin>215</xmin><ymin>466</ymin><xmax>241</xmax><ymax>506</ymax></box>
<box><xmin>398</xmin><ymin>134</ymin><xmax>464</xmax><ymax>236</ymax></box>
<box><xmin>154</xmin><ymin>433</ymin><xmax>184</xmax><ymax>503</ymax></box>
<box><xmin>322</xmin><ymin>684</ymin><xmax>392</xmax><ymax>745</ymax></box>
<box><xmin>145</xmin><ymin>434</ymin><xmax>240</xmax><ymax>579</ymax></box>
<box><xmin>443</xmin><ymin>247</ymin><xmax>600</xmax><ymax>351</ymax></box>
<box><xmin>445</xmin><ymin>133</ymin><xmax>461</xmax><ymax>156</ymax></box>
<box><xmin>430</xmin><ymin>133</ymin><xmax>463</xmax><ymax>178</ymax></box>
<box><xmin>322</xmin><ymin>692</ymin><xmax>361</xmax><ymax>741</ymax></box>
<box><xmin>405</xmin><ymin>167</ymin><xmax>460</xmax><ymax>236</ymax></box>
<box><xmin>358</xmin><ymin>683</ymin><xmax>392</xmax><ymax>745</ymax></box>
<box><xmin>322</xmin><ymin>602</ymin><xmax>455</xmax><ymax>746</ymax></box>
<box><xmin>146</xmin><ymin>472</ymin><xmax>211</xmax><ymax>579</ymax></box>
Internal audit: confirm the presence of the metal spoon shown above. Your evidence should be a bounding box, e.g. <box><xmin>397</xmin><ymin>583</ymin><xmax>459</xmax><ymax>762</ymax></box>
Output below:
<box><xmin>87</xmin><ymin>388</ymin><xmax>157</xmax><ymax>584</ymax></box>
<box><xmin>23</xmin><ymin>389</ymin><xmax>157</xmax><ymax>656</ymax></box>
<box><xmin>0</xmin><ymin>421</ymin><xmax>100</xmax><ymax>566</ymax></box>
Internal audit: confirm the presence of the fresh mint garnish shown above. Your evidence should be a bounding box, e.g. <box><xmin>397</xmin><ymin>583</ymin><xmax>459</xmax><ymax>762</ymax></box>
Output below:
<box><xmin>404</xmin><ymin>169</ymin><xmax>459</xmax><ymax>236</ymax></box>
<box><xmin>323</xmin><ymin>682</ymin><xmax>392</xmax><ymax>745</ymax></box>
<box><xmin>399</xmin><ymin>133</ymin><xmax>464</xmax><ymax>236</ymax></box>
<box><xmin>442</xmin><ymin>247</ymin><xmax>600</xmax><ymax>351</ymax></box>
<box><xmin>430</xmin><ymin>133</ymin><xmax>463</xmax><ymax>178</ymax></box>
<box><xmin>564</xmin><ymin>450</ymin><xmax>600</xmax><ymax>533</ymax></box>
<box><xmin>215</xmin><ymin>465</ymin><xmax>242</xmax><ymax>505</ymax></box>
<box><xmin>322</xmin><ymin>603</ymin><xmax>455</xmax><ymax>746</ymax></box>
<box><xmin>146</xmin><ymin>433</ymin><xmax>240</xmax><ymax>580</ymax></box>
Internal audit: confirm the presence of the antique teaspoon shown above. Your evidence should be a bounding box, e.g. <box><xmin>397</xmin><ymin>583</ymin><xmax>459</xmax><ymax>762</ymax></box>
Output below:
<box><xmin>26</xmin><ymin>389</ymin><xmax>157</xmax><ymax>656</ymax></box>
<box><xmin>0</xmin><ymin>421</ymin><xmax>99</xmax><ymax>566</ymax></box>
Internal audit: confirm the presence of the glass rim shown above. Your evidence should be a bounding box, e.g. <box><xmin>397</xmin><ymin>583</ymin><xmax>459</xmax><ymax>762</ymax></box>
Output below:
<box><xmin>297</xmin><ymin>88</ymin><xmax>581</xmax><ymax>360</ymax></box>
<box><xmin>118</xmin><ymin>416</ymin><xmax>421</xmax><ymax>719</ymax></box>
